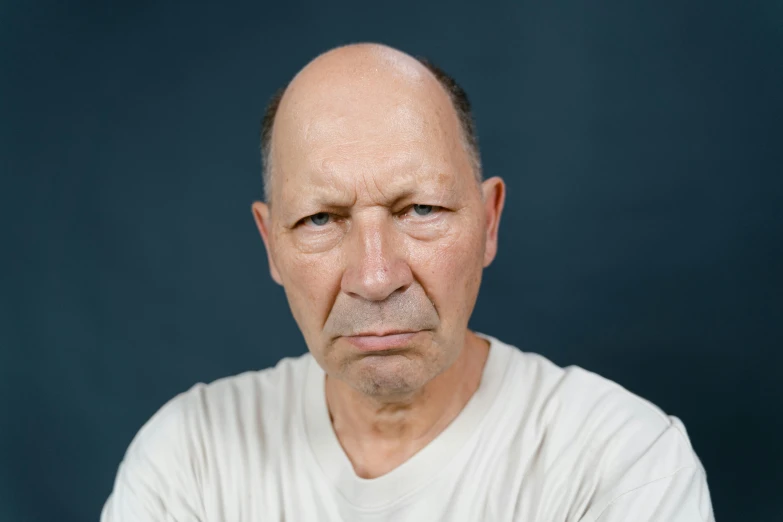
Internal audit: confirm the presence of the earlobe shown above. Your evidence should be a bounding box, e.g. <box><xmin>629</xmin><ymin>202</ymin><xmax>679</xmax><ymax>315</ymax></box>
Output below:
<box><xmin>480</xmin><ymin>177</ymin><xmax>506</xmax><ymax>267</ymax></box>
<box><xmin>251</xmin><ymin>201</ymin><xmax>284</xmax><ymax>285</ymax></box>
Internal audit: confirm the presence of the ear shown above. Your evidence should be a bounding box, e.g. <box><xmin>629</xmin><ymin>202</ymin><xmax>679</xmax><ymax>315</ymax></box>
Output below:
<box><xmin>480</xmin><ymin>177</ymin><xmax>506</xmax><ymax>267</ymax></box>
<box><xmin>251</xmin><ymin>201</ymin><xmax>283</xmax><ymax>285</ymax></box>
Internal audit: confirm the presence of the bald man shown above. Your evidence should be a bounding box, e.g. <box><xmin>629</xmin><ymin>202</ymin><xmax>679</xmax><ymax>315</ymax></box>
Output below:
<box><xmin>101</xmin><ymin>44</ymin><xmax>714</xmax><ymax>521</ymax></box>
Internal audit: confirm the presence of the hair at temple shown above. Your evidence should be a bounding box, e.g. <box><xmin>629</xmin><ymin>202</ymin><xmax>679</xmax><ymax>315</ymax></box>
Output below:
<box><xmin>259</xmin><ymin>56</ymin><xmax>483</xmax><ymax>202</ymax></box>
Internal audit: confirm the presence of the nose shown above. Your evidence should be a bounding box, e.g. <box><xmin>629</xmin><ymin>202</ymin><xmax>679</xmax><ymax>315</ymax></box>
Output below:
<box><xmin>341</xmin><ymin>213</ymin><xmax>413</xmax><ymax>301</ymax></box>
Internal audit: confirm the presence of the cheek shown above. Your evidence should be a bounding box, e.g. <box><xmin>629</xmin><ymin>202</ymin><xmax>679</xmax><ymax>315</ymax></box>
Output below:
<box><xmin>277</xmin><ymin>247</ymin><xmax>342</xmax><ymax>330</ymax></box>
<box><xmin>407</xmin><ymin>221</ymin><xmax>485</xmax><ymax>316</ymax></box>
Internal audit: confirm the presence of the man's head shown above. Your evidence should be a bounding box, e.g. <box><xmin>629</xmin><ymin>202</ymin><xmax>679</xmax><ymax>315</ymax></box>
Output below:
<box><xmin>252</xmin><ymin>43</ymin><xmax>505</xmax><ymax>399</ymax></box>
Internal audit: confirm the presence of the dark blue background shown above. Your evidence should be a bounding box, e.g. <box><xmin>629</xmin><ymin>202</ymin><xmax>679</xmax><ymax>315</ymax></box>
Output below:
<box><xmin>2</xmin><ymin>1</ymin><xmax>781</xmax><ymax>520</ymax></box>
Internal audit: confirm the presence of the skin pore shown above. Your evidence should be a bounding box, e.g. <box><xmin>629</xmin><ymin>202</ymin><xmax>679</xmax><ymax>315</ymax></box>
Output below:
<box><xmin>251</xmin><ymin>43</ymin><xmax>505</xmax><ymax>479</ymax></box>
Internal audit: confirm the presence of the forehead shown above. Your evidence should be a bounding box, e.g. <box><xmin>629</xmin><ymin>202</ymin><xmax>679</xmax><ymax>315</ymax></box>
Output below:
<box><xmin>268</xmin><ymin>61</ymin><xmax>473</xmax><ymax>205</ymax></box>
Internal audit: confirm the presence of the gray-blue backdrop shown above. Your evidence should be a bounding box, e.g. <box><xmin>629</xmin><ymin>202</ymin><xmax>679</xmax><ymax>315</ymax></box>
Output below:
<box><xmin>2</xmin><ymin>1</ymin><xmax>781</xmax><ymax>520</ymax></box>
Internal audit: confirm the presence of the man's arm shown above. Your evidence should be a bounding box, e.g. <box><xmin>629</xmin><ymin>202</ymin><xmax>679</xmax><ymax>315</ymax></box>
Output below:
<box><xmin>101</xmin><ymin>393</ymin><xmax>204</xmax><ymax>522</ymax></box>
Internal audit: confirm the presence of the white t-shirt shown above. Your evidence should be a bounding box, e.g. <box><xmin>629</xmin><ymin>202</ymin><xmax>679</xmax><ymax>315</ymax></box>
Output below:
<box><xmin>101</xmin><ymin>334</ymin><xmax>714</xmax><ymax>521</ymax></box>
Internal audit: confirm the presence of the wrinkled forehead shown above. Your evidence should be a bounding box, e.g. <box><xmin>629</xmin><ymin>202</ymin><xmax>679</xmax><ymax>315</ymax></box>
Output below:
<box><xmin>267</xmin><ymin>60</ymin><xmax>472</xmax><ymax>205</ymax></box>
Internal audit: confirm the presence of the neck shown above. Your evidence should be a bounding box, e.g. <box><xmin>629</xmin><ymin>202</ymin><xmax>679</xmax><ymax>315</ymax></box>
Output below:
<box><xmin>324</xmin><ymin>330</ymin><xmax>490</xmax><ymax>478</ymax></box>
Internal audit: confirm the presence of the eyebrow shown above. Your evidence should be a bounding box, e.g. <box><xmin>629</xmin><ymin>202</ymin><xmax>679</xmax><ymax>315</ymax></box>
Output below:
<box><xmin>323</xmin><ymin>173</ymin><xmax>455</xmax><ymax>204</ymax></box>
<box><xmin>277</xmin><ymin>160</ymin><xmax>458</xmax><ymax>218</ymax></box>
<box><xmin>284</xmin><ymin>186</ymin><xmax>417</xmax><ymax>216</ymax></box>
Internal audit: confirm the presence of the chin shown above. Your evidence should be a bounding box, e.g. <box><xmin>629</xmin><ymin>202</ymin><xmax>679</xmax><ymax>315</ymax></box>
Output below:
<box><xmin>346</xmin><ymin>353</ymin><xmax>434</xmax><ymax>397</ymax></box>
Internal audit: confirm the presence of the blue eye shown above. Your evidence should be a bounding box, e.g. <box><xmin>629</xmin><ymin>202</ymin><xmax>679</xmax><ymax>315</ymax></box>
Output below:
<box><xmin>413</xmin><ymin>204</ymin><xmax>434</xmax><ymax>216</ymax></box>
<box><xmin>308</xmin><ymin>212</ymin><xmax>330</xmax><ymax>226</ymax></box>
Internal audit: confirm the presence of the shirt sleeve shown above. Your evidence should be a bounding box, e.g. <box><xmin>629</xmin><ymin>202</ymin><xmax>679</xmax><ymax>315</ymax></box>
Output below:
<box><xmin>100</xmin><ymin>392</ymin><xmax>205</xmax><ymax>522</ymax></box>
<box><xmin>585</xmin><ymin>466</ymin><xmax>714</xmax><ymax>522</ymax></box>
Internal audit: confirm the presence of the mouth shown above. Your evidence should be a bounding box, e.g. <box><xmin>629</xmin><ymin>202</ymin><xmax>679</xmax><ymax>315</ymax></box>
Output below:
<box><xmin>342</xmin><ymin>331</ymin><xmax>423</xmax><ymax>352</ymax></box>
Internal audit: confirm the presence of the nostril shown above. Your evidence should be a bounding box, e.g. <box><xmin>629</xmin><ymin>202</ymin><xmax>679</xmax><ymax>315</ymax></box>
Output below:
<box><xmin>341</xmin><ymin>258</ymin><xmax>414</xmax><ymax>302</ymax></box>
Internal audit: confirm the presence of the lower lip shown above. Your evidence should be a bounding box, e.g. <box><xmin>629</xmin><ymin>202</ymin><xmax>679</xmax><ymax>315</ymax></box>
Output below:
<box><xmin>344</xmin><ymin>332</ymin><xmax>420</xmax><ymax>352</ymax></box>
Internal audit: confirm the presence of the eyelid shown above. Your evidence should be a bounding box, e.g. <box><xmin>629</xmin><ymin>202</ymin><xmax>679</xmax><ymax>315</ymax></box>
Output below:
<box><xmin>294</xmin><ymin>205</ymin><xmax>443</xmax><ymax>227</ymax></box>
<box><xmin>293</xmin><ymin>214</ymin><xmax>317</xmax><ymax>228</ymax></box>
<box><xmin>402</xmin><ymin>204</ymin><xmax>443</xmax><ymax>215</ymax></box>
<box><xmin>295</xmin><ymin>212</ymin><xmax>338</xmax><ymax>228</ymax></box>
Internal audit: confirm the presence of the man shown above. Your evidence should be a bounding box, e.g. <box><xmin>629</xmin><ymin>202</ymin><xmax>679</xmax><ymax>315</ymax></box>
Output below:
<box><xmin>101</xmin><ymin>43</ymin><xmax>714</xmax><ymax>521</ymax></box>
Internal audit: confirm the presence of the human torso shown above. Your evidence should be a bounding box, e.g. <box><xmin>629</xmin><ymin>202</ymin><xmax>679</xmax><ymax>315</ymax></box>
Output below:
<box><xmin>172</xmin><ymin>335</ymin><xmax>703</xmax><ymax>521</ymax></box>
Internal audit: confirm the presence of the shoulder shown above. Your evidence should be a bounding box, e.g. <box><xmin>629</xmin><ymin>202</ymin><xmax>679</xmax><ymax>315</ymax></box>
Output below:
<box><xmin>492</xmin><ymin>341</ymin><xmax>711</xmax><ymax>517</ymax></box>
<box><xmin>496</xmin><ymin>339</ymin><xmax>704</xmax><ymax>487</ymax></box>
<box><xmin>132</xmin><ymin>352</ymin><xmax>309</xmax><ymax>446</ymax></box>
<box><xmin>150</xmin><ymin>352</ymin><xmax>312</xmax><ymax>451</ymax></box>
<box><xmin>552</xmin><ymin>365</ymin><xmax>713</xmax><ymax>520</ymax></box>
<box><xmin>174</xmin><ymin>352</ymin><xmax>312</xmax><ymax>431</ymax></box>
<box><xmin>109</xmin><ymin>355</ymin><xmax>310</xmax><ymax>490</ymax></box>
<box><xmin>505</xmin><ymin>344</ymin><xmax>697</xmax><ymax>458</ymax></box>
<box><xmin>553</xmin><ymin>362</ymin><xmax>699</xmax><ymax>466</ymax></box>
<box><xmin>102</xmin><ymin>353</ymin><xmax>312</xmax><ymax>520</ymax></box>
